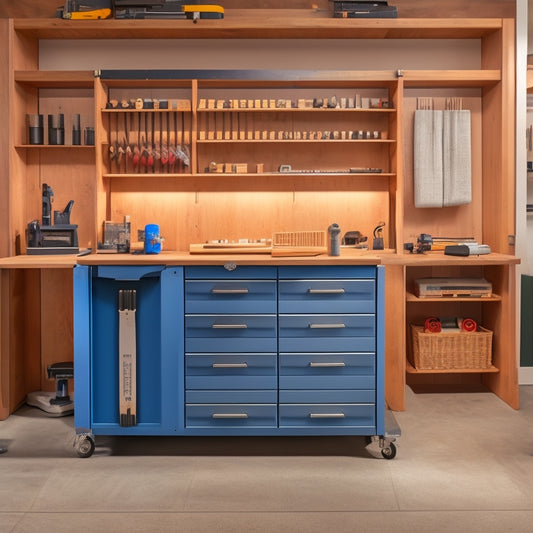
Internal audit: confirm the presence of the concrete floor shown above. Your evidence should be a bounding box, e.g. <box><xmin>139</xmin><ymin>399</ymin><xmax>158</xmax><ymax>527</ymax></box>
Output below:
<box><xmin>1</xmin><ymin>386</ymin><xmax>533</xmax><ymax>533</ymax></box>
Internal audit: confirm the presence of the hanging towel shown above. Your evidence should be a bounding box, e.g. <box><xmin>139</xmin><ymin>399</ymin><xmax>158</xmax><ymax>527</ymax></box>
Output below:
<box><xmin>443</xmin><ymin>110</ymin><xmax>471</xmax><ymax>206</ymax></box>
<box><xmin>414</xmin><ymin>110</ymin><xmax>443</xmax><ymax>208</ymax></box>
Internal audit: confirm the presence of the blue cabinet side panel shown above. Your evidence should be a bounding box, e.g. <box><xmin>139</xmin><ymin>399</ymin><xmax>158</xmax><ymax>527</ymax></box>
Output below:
<box><xmin>160</xmin><ymin>267</ymin><xmax>184</xmax><ymax>432</ymax></box>
<box><xmin>375</xmin><ymin>265</ymin><xmax>385</xmax><ymax>435</ymax></box>
<box><xmin>73</xmin><ymin>265</ymin><xmax>91</xmax><ymax>432</ymax></box>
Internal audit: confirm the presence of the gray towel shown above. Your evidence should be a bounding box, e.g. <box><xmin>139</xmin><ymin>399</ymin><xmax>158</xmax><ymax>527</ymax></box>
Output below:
<box><xmin>414</xmin><ymin>110</ymin><xmax>443</xmax><ymax>208</ymax></box>
<box><xmin>443</xmin><ymin>110</ymin><xmax>472</xmax><ymax>206</ymax></box>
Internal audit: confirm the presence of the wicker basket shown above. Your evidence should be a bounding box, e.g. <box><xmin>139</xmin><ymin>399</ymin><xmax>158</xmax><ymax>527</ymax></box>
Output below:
<box><xmin>409</xmin><ymin>325</ymin><xmax>493</xmax><ymax>370</ymax></box>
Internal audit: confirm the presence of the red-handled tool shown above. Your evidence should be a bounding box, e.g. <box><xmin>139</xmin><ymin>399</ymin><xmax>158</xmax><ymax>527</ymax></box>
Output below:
<box><xmin>424</xmin><ymin>317</ymin><xmax>441</xmax><ymax>333</ymax></box>
<box><xmin>460</xmin><ymin>318</ymin><xmax>477</xmax><ymax>332</ymax></box>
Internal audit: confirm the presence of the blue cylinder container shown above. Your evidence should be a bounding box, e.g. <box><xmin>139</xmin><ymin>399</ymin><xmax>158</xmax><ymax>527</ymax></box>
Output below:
<box><xmin>144</xmin><ymin>224</ymin><xmax>162</xmax><ymax>254</ymax></box>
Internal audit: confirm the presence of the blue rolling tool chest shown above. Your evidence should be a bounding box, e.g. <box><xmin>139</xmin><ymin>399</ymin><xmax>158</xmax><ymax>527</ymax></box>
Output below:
<box><xmin>73</xmin><ymin>263</ymin><xmax>398</xmax><ymax>458</ymax></box>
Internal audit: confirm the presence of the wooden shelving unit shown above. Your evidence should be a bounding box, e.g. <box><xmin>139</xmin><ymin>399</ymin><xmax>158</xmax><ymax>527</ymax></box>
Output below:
<box><xmin>0</xmin><ymin>13</ymin><xmax>519</xmax><ymax>419</ymax></box>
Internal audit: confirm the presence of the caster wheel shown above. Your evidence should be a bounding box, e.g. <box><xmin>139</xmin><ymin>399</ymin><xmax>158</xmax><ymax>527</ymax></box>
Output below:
<box><xmin>76</xmin><ymin>435</ymin><xmax>95</xmax><ymax>458</ymax></box>
<box><xmin>381</xmin><ymin>441</ymin><xmax>397</xmax><ymax>460</ymax></box>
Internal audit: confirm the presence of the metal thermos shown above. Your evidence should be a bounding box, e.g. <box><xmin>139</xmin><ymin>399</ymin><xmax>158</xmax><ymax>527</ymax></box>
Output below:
<box><xmin>328</xmin><ymin>223</ymin><xmax>341</xmax><ymax>256</ymax></box>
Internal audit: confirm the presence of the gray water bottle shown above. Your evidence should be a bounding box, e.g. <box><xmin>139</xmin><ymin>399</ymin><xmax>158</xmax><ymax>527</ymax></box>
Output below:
<box><xmin>328</xmin><ymin>223</ymin><xmax>341</xmax><ymax>256</ymax></box>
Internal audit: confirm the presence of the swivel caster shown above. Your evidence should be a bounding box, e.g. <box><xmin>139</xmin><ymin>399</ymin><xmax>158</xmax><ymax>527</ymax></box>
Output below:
<box><xmin>380</xmin><ymin>441</ymin><xmax>397</xmax><ymax>460</ymax></box>
<box><xmin>75</xmin><ymin>434</ymin><xmax>95</xmax><ymax>458</ymax></box>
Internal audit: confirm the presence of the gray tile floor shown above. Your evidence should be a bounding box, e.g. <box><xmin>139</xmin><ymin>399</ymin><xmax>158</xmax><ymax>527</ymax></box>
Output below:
<box><xmin>1</xmin><ymin>386</ymin><xmax>533</xmax><ymax>532</ymax></box>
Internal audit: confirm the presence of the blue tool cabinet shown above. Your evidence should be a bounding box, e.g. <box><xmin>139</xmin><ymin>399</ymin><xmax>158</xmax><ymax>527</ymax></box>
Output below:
<box><xmin>73</xmin><ymin>263</ymin><xmax>394</xmax><ymax>457</ymax></box>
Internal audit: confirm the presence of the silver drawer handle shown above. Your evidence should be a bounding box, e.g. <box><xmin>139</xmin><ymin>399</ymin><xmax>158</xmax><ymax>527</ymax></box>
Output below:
<box><xmin>211</xmin><ymin>288</ymin><xmax>249</xmax><ymax>294</ymax></box>
<box><xmin>309</xmin><ymin>362</ymin><xmax>346</xmax><ymax>368</ymax></box>
<box><xmin>212</xmin><ymin>323</ymin><xmax>248</xmax><ymax>329</ymax></box>
<box><xmin>308</xmin><ymin>288</ymin><xmax>345</xmax><ymax>294</ymax></box>
<box><xmin>310</xmin><ymin>413</ymin><xmax>345</xmax><ymax>419</ymax></box>
<box><xmin>212</xmin><ymin>413</ymin><xmax>249</xmax><ymax>419</ymax></box>
<box><xmin>212</xmin><ymin>363</ymin><xmax>248</xmax><ymax>368</ymax></box>
<box><xmin>309</xmin><ymin>323</ymin><xmax>346</xmax><ymax>329</ymax></box>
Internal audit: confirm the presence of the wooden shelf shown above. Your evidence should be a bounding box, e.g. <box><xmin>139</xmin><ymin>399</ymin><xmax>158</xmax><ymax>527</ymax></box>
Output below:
<box><xmin>381</xmin><ymin>253</ymin><xmax>521</xmax><ymax>267</ymax></box>
<box><xmin>406</xmin><ymin>361</ymin><xmax>499</xmax><ymax>374</ymax></box>
<box><xmin>102</xmin><ymin>172</ymin><xmax>396</xmax><ymax>179</ymax></box>
<box><xmin>405</xmin><ymin>291</ymin><xmax>502</xmax><ymax>303</ymax></box>
<box><xmin>102</xmin><ymin>173</ymin><xmax>192</xmax><ymax>178</ymax></box>
<box><xmin>195</xmin><ymin>139</ymin><xmax>396</xmax><ymax>144</ymax></box>
<box><xmin>15</xmin><ymin>144</ymin><xmax>95</xmax><ymax>149</ymax></box>
<box><xmin>14</xmin><ymin>70</ymin><xmax>95</xmax><ymax>87</ymax></box>
<box><xmin>12</xmin><ymin>15</ymin><xmax>504</xmax><ymax>40</ymax></box>
<box><xmin>196</xmin><ymin>108</ymin><xmax>395</xmax><ymax>113</ymax></box>
<box><xmin>402</xmin><ymin>69</ymin><xmax>501</xmax><ymax>87</ymax></box>
<box><xmin>102</xmin><ymin>108</ymin><xmax>192</xmax><ymax>113</ymax></box>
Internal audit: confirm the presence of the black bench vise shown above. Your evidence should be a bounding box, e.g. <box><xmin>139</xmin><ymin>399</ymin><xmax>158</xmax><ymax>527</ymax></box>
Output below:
<box><xmin>47</xmin><ymin>362</ymin><xmax>74</xmax><ymax>406</ymax></box>
<box><xmin>27</xmin><ymin>185</ymin><xmax>79</xmax><ymax>255</ymax></box>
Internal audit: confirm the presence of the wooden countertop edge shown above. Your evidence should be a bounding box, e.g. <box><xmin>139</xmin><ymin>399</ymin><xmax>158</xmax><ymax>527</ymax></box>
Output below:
<box><xmin>379</xmin><ymin>252</ymin><xmax>521</xmax><ymax>266</ymax></box>
<box><xmin>0</xmin><ymin>251</ymin><xmax>520</xmax><ymax>268</ymax></box>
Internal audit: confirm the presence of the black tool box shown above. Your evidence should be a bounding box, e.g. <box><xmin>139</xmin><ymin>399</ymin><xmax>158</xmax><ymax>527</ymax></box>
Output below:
<box><xmin>330</xmin><ymin>0</ymin><xmax>398</xmax><ymax>18</ymax></box>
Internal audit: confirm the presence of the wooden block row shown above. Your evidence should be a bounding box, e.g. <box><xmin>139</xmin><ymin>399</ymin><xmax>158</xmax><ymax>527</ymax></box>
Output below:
<box><xmin>197</xmin><ymin>95</ymin><xmax>389</xmax><ymax>110</ymax></box>
<box><xmin>198</xmin><ymin>128</ymin><xmax>388</xmax><ymax>141</ymax></box>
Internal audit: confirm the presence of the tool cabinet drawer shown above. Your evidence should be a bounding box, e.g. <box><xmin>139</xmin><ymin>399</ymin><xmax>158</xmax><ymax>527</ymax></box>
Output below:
<box><xmin>186</xmin><ymin>404</ymin><xmax>278</xmax><ymax>428</ymax></box>
<box><xmin>279</xmin><ymin>390</ymin><xmax>375</xmax><ymax>404</ymax></box>
<box><xmin>186</xmin><ymin>390</ymin><xmax>278</xmax><ymax>404</ymax></box>
<box><xmin>278</xmin><ymin>279</ymin><xmax>375</xmax><ymax>314</ymax></box>
<box><xmin>278</xmin><ymin>265</ymin><xmax>376</xmax><ymax>280</ymax></box>
<box><xmin>185</xmin><ymin>315</ymin><xmax>277</xmax><ymax>352</ymax></box>
<box><xmin>185</xmin><ymin>266</ymin><xmax>277</xmax><ymax>280</ymax></box>
<box><xmin>278</xmin><ymin>314</ymin><xmax>375</xmax><ymax>352</ymax></box>
<box><xmin>278</xmin><ymin>404</ymin><xmax>375</xmax><ymax>428</ymax></box>
<box><xmin>279</xmin><ymin>353</ymin><xmax>375</xmax><ymax>389</ymax></box>
<box><xmin>186</xmin><ymin>353</ymin><xmax>277</xmax><ymax>389</ymax></box>
<box><xmin>185</xmin><ymin>280</ymin><xmax>277</xmax><ymax>314</ymax></box>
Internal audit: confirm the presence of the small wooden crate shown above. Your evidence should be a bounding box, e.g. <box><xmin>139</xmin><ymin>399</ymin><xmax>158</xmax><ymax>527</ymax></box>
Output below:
<box><xmin>409</xmin><ymin>325</ymin><xmax>493</xmax><ymax>370</ymax></box>
<box><xmin>271</xmin><ymin>230</ymin><xmax>327</xmax><ymax>256</ymax></box>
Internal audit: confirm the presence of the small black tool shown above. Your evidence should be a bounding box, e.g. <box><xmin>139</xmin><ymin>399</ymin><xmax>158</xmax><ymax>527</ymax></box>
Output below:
<box><xmin>343</xmin><ymin>230</ymin><xmax>366</xmax><ymax>246</ymax></box>
<box><xmin>444</xmin><ymin>245</ymin><xmax>470</xmax><ymax>256</ymax></box>
<box><xmin>54</xmin><ymin>200</ymin><xmax>74</xmax><ymax>225</ymax></box>
<box><xmin>42</xmin><ymin>184</ymin><xmax>54</xmax><ymax>226</ymax></box>
<box><xmin>445</xmin><ymin>244</ymin><xmax>491</xmax><ymax>256</ymax></box>
<box><xmin>373</xmin><ymin>222</ymin><xmax>385</xmax><ymax>250</ymax></box>
<box><xmin>47</xmin><ymin>362</ymin><xmax>74</xmax><ymax>407</ymax></box>
<box><xmin>405</xmin><ymin>233</ymin><xmax>433</xmax><ymax>254</ymax></box>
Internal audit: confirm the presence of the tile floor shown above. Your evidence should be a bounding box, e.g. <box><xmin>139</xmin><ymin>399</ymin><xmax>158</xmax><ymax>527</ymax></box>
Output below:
<box><xmin>1</xmin><ymin>386</ymin><xmax>533</xmax><ymax>533</ymax></box>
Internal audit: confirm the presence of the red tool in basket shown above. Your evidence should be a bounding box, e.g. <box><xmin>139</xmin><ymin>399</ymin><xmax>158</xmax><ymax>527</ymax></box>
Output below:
<box><xmin>424</xmin><ymin>317</ymin><xmax>478</xmax><ymax>333</ymax></box>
